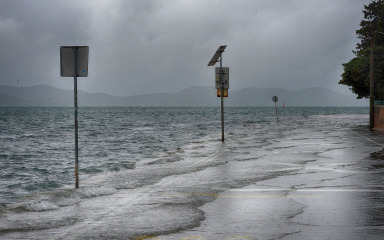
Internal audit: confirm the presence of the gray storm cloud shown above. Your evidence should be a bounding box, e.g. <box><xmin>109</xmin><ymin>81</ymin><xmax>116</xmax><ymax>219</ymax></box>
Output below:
<box><xmin>0</xmin><ymin>0</ymin><xmax>371</xmax><ymax>96</ymax></box>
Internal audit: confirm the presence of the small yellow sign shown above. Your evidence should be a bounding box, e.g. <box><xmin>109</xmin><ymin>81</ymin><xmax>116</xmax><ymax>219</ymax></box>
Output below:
<box><xmin>217</xmin><ymin>89</ymin><xmax>228</xmax><ymax>97</ymax></box>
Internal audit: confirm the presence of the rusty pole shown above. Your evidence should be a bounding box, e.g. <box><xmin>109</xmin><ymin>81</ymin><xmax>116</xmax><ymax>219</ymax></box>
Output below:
<box><xmin>370</xmin><ymin>29</ymin><xmax>375</xmax><ymax>130</ymax></box>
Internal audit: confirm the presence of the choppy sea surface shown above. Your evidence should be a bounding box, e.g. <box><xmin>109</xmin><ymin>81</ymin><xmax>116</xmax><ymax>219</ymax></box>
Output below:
<box><xmin>0</xmin><ymin>106</ymin><xmax>371</xmax><ymax>238</ymax></box>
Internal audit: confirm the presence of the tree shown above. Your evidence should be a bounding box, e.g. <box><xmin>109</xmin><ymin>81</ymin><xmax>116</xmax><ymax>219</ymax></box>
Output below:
<box><xmin>339</xmin><ymin>0</ymin><xmax>384</xmax><ymax>99</ymax></box>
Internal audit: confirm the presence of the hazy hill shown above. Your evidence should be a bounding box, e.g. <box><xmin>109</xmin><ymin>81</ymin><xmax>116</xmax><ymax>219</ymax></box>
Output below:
<box><xmin>0</xmin><ymin>84</ymin><xmax>368</xmax><ymax>107</ymax></box>
<box><xmin>225</xmin><ymin>87</ymin><xmax>368</xmax><ymax>107</ymax></box>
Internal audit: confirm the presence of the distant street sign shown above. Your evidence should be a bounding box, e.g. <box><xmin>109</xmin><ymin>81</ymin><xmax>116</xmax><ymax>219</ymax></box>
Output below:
<box><xmin>215</xmin><ymin>67</ymin><xmax>229</xmax><ymax>89</ymax></box>
<box><xmin>60</xmin><ymin>46</ymin><xmax>89</xmax><ymax>77</ymax></box>
<box><xmin>207</xmin><ymin>45</ymin><xmax>228</xmax><ymax>142</ymax></box>
<box><xmin>272</xmin><ymin>96</ymin><xmax>279</xmax><ymax>123</ymax></box>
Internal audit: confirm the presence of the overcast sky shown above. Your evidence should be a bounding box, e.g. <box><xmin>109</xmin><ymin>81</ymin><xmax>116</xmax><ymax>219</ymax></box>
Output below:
<box><xmin>0</xmin><ymin>0</ymin><xmax>372</xmax><ymax>96</ymax></box>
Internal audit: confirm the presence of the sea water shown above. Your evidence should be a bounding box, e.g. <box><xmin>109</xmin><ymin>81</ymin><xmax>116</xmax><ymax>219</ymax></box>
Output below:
<box><xmin>0</xmin><ymin>107</ymin><xmax>370</xmax><ymax>238</ymax></box>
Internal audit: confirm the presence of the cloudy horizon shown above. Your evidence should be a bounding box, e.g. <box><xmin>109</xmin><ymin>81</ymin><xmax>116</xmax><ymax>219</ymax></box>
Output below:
<box><xmin>0</xmin><ymin>0</ymin><xmax>372</xmax><ymax>97</ymax></box>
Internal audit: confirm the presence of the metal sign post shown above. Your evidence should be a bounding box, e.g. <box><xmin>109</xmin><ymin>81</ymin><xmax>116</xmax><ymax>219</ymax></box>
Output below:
<box><xmin>272</xmin><ymin>96</ymin><xmax>278</xmax><ymax>123</ymax></box>
<box><xmin>208</xmin><ymin>45</ymin><xmax>228</xmax><ymax>142</ymax></box>
<box><xmin>220</xmin><ymin>55</ymin><xmax>224</xmax><ymax>142</ymax></box>
<box><xmin>73</xmin><ymin>47</ymin><xmax>79</xmax><ymax>189</ymax></box>
<box><xmin>60</xmin><ymin>46</ymin><xmax>89</xmax><ymax>189</ymax></box>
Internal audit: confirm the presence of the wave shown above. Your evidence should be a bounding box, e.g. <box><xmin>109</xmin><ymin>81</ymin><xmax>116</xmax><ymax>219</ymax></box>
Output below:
<box><xmin>4</xmin><ymin>185</ymin><xmax>117</xmax><ymax>214</ymax></box>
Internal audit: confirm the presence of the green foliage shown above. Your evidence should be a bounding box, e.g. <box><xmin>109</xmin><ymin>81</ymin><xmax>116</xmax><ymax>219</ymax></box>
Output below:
<box><xmin>339</xmin><ymin>0</ymin><xmax>384</xmax><ymax>98</ymax></box>
<box><xmin>356</xmin><ymin>0</ymin><xmax>384</xmax><ymax>52</ymax></box>
<box><xmin>340</xmin><ymin>52</ymin><xmax>370</xmax><ymax>98</ymax></box>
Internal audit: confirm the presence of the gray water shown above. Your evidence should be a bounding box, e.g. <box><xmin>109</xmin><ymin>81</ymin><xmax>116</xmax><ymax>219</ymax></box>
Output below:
<box><xmin>0</xmin><ymin>107</ymin><xmax>371</xmax><ymax>238</ymax></box>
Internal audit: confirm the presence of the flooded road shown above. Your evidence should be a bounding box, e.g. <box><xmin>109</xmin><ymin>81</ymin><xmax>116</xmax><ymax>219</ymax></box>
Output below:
<box><xmin>164</xmin><ymin>115</ymin><xmax>384</xmax><ymax>239</ymax></box>
<box><xmin>2</xmin><ymin>110</ymin><xmax>384</xmax><ymax>239</ymax></box>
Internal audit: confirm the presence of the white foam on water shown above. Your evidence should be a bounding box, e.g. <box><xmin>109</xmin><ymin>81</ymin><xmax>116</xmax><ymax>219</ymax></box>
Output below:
<box><xmin>77</xmin><ymin>185</ymin><xmax>117</xmax><ymax>198</ymax></box>
<box><xmin>26</xmin><ymin>201</ymin><xmax>59</xmax><ymax>211</ymax></box>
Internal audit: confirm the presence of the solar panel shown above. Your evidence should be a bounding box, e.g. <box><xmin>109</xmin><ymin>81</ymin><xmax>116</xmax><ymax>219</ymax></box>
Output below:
<box><xmin>207</xmin><ymin>45</ymin><xmax>227</xmax><ymax>66</ymax></box>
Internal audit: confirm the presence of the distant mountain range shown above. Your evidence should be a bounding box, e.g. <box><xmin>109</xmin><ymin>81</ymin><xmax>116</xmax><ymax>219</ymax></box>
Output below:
<box><xmin>0</xmin><ymin>84</ymin><xmax>368</xmax><ymax>107</ymax></box>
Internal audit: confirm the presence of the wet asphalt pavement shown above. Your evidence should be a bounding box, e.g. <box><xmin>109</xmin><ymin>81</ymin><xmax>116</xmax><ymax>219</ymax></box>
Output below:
<box><xmin>159</xmin><ymin>122</ymin><xmax>384</xmax><ymax>240</ymax></box>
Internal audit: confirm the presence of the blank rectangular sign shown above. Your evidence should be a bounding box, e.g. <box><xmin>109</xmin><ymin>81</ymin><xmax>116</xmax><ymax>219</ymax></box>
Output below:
<box><xmin>60</xmin><ymin>46</ymin><xmax>89</xmax><ymax>77</ymax></box>
<box><xmin>215</xmin><ymin>67</ymin><xmax>229</xmax><ymax>89</ymax></box>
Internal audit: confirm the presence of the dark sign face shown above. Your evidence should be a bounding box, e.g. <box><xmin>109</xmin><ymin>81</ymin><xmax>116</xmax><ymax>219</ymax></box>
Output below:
<box><xmin>272</xmin><ymin>96</ymin><xmax>278</xmax><ymax>102</ymax></box>
<box><xmin>60</xmin><ymin>46</ymin><xmax>89</xmax><ymax>77</ymax></box>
